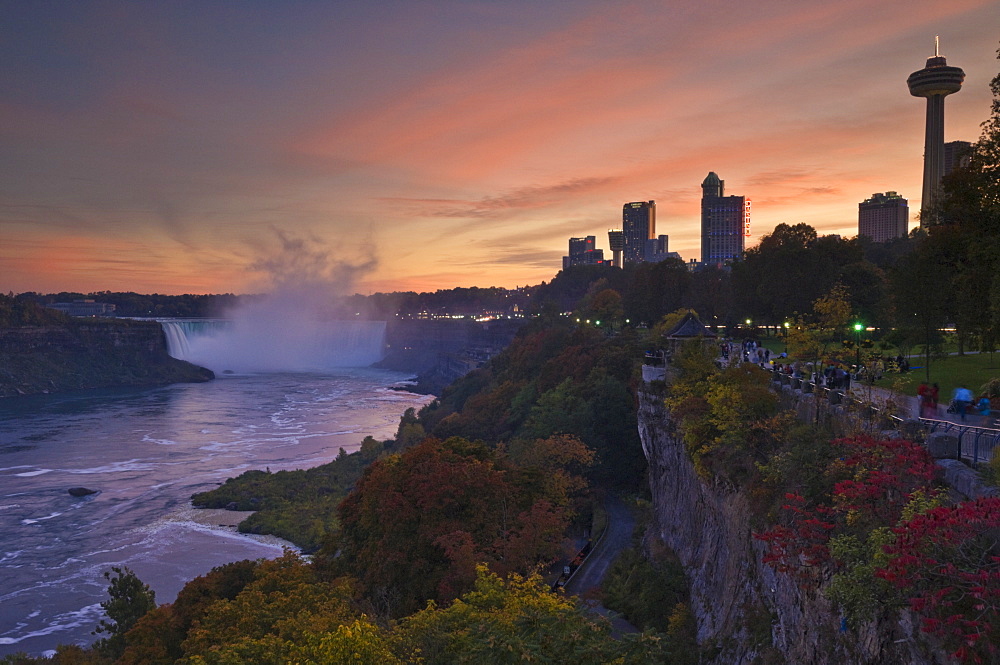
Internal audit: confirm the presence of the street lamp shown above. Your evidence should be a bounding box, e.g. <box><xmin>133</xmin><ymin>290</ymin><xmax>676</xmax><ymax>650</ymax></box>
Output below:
<box><xmin>853</xmin><ymin>322</ymin><xmax>863</xmax><ymax>367</ymax></box>
<box><xmin>783</xmin><ymin>321</ymin><xmax>790</xmax><ymax>354</ymax></box>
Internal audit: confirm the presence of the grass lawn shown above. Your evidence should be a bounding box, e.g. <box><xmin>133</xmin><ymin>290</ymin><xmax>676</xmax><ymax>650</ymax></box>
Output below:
<box><xmin>875</xmin><ymin>352</ymin><xmax>1000</xmax><ymax>401</ymax></box>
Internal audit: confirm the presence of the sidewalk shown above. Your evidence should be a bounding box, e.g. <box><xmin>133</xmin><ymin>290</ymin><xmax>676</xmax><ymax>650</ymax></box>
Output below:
<box><xmin>851</xmin><ymin>383</ymin><xmax>996</xmax><ymax>428</ymax></box>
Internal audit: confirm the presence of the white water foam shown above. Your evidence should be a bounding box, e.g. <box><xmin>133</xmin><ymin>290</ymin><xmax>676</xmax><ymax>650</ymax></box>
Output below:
<box><xmin>159</xmin><ymin>316</ymin><xmax>386</xmax><ymax>374</ymax></box>
<box><xmin>0</xmin><ymin>603</ymin><xmax>103</xmax><ymax>646</ymax></box>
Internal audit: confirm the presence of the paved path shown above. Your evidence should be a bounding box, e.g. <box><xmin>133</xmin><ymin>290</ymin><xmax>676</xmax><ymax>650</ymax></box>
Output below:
<box><xmin>564</xmin><ymin>494</ymin><xmax>639</xmax><ymax>636</ymax></box>
<box><xmin>850</xmin><ymin>383</ymin><xmax>995</xmax><ymax>428</ymax></box>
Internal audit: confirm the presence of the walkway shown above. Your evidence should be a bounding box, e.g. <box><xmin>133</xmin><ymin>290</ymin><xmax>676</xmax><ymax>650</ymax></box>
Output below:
<box><xmin>564</xmin><ymin>494</ymin><xmax>639</xmax><ymax>636</ymax></box>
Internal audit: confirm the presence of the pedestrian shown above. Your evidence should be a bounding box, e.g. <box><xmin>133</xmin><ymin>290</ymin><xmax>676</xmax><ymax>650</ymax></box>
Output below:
<box><xmin>917</xmin><ymin>382</ymin><xmax>932</xmax><ymax>418</ymax></box>
<box><xmin>977</xmin><ymin>394</ymin><xmax>992</xmax><ymax>423</ymax></box>
<box><xmin>952</xmin><ymin>385</ymin><xmax>974</xmax><ymax>422</ymax></box>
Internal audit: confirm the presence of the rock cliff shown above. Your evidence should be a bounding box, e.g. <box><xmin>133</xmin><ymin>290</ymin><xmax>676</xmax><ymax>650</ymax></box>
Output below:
<box><xmin>0</xmin><ymin>318</ymin><xmax>214</xmax><ymax>397</ymax></box>
<box><xmin>637</xmin><ymin>389</ymin><xmax>944</xmax><ymax>664</ymax></box>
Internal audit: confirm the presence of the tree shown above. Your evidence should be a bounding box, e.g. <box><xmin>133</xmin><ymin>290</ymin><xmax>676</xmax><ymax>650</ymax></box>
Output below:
<box><xmin>92</xmin><ymin>566</ymin><xmax>156</xmax><ymax>660</ymax></box>
<box><xmin>178</xmin><ymin>552</ymin><xmax>359</xmax><ymax>664</ymax></box>
<box><xmin>924</xmin><ymin>47</ymin><xmax>1000</xmax><ymax>356</ymax></box>
<box><xmin>392</xmin><ymin>566</ymin><xmax>669</xmax><ymax>665</ymax></box>
<box><xmin>328</xmin><ymin>437</ymin><xmax>573</xmax><ymax>616</ymax></box>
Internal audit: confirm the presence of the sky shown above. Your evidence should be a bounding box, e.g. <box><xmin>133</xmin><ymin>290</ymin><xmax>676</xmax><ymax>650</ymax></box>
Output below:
<box><xmin>1</xmin><ymin>0</ymin><xmax>998</xmax><ymax>296</ymax></box>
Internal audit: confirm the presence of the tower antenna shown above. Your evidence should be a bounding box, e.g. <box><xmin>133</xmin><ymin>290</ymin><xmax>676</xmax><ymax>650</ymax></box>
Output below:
<box><xmin>935</xmin><ymin>35</ymin><xmax>939</xmax><ymax>57</ymax></box>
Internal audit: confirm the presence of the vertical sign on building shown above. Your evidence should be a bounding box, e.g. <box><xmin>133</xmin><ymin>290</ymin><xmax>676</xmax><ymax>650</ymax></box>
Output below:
<box><xmin>743</xmin><ymin>200</ymin><xmax>752</xmax><ymax>237</ymax></box>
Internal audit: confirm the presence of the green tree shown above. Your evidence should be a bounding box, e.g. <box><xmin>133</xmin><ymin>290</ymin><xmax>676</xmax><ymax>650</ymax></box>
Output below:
<box><xmin>92</xmin><ymin>567</ymin><xmax>156</xmax><ymax>660</ymax></box>
<box><xmin>929</xmin><ymin>47</ymin><xmax>1000</xmax><ymax>354</ymax></box>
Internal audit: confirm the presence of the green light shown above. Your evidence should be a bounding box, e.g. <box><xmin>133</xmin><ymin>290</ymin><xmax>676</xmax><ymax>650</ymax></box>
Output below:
<box><xmin>854</xmin><ymin>323</ymin><xmax>863</xmax><ymax>331</ymax></box>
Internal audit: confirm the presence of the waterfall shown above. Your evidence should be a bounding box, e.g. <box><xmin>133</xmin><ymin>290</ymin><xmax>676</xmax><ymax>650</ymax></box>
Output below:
<box><xmin>158</xmin><ymin>318</ymin><xmax>386</xmax><ymax>373</ymax></box>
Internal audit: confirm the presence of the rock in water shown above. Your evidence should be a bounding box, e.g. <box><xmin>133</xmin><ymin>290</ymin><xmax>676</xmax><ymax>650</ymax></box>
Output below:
<box><xmin>68</xmin><ymin>487</ymin><xmax>98</xmax><ymax>497</ymax></box>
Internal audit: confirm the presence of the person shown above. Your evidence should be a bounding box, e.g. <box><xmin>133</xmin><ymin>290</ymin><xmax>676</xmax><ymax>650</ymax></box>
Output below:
<box><xmin>977</xmin><ymin>394</ymin><xmax>992</xmax><ymax>424</ymax></box>
<box><xmin>917</xmin><ymin>382</ymin><xmax>931</xmax><ymax>418</ymax></box>
<box><xmin>952</xmin><ymin>385</ymin><xmax>974</xmax><ymax>422</ymax></box>
<box><xmin>930</xmin><ymin>383</ymin><xmax>940</xmax><ymax>416</ymax></box>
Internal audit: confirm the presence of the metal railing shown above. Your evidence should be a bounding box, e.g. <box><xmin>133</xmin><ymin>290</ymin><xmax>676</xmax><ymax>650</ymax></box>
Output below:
<box><xmin>918</xmin><ymin>418</ymin><xmax>1000</xmax><ymax>466</ymax></box>
<box><xmin>769</xmin><ymin>368</ymin><xmax>1000</xmax><ymax>466</ymax></box>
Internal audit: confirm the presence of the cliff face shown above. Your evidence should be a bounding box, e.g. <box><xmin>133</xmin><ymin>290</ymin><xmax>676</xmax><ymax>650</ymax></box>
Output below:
<box><xmin>0</xmin><ymin>319</ymin><xmax>214</xmax><ymax>397</ymax></box>
<box><xmin>637</xmin><ymin>390</ymin><xmax>940</xmax><ymax>665</ymax></box>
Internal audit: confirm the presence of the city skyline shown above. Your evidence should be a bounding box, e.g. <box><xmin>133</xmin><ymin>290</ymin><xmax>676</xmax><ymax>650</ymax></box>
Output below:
<box><xmin>1</xmin><ymin>1</ymin><xmax>997</xmax><ymax>296</ymax></box>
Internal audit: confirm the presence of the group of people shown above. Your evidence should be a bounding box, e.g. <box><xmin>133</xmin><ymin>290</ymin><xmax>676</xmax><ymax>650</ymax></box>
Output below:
<box><xmin>918</xmin><ymin>381</ymin><xmax>994</xmax><ymax>424</ymax></box>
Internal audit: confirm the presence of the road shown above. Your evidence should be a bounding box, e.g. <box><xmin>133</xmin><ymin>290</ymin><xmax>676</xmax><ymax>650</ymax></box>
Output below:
<box><xmin>564</xmin><ymin>493</ymin><xmax>640</xmax><ymax>636</ymax></box>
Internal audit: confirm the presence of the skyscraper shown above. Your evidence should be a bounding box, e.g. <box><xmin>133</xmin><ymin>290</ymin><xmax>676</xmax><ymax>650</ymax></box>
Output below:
<box><xmin>643</xmin><ymin>235</ymin><xmax>680</xmax><ymax>263</ymax></box>
<box><xmin>943</xmin><ymin>140</ymin><xmax>972</xmax><ymax>176</ymax></box>
<box><xmin>907</xmin><ymin>37</ymin><xmax>964</xmax><ymax>225</ymax></box>
<box><xmin>700</xmin><ymin>172</ymin><xmax>749</xmax><ymax>265</ymax></box>
<box><xmin>622</xmin><ymin>201</ymin><xmax>655</xmax><ymax>264</ymax></box>
<box><xmin>562</xmin><ymin>236</ymin><xmax>606</xmax><ymax>269</ymax></box>
<box><xmin>859</xmin><ymin>192</ymin><xmax>908</xmax><ymax>243</ymax></box>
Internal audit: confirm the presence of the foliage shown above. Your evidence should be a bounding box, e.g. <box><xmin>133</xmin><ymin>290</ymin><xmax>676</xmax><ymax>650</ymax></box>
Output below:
<box><xmin>92</xmin><ymin>567</ymin><xmax>156</xmax><ymax>660</ymax></box>
<box><xmin>730</xmin><ymin>223</ymin><xmax>884</xmax><ymax>327</ymax></box>
<box><xmin>910</xmin><ymin>47</ymin><xmax>1000</xmax><ymax>359</ymax></box>
<box><xmin>666</xmin><ymin>344</ymin><xmax>788</xmax><ymax>482</ymax></box>
<box><xmin>602</xmin><ymin>547</ymin><xmax>690</xmax><ymax>635</ymax></box>
<box><xmin>0</xmin><ymin>646</ymin><xmax>106</xmax><ymax>665</ymax></box>
<box><xmin>755</xmin><ymin>436</ymin><xmax>937</xmax><ymax>579</ymax></box>
<box><xmin>116</xmin><ymin>560</ymin><xmax>258</xmax><ymax>665</ymax></box>
<box><xmin>753</xmin><ymin>435</ymin><xmax>1000</xmax><ymax>664</ymax></box>
<box><xmin>190</xmin><ymin>440</ymin><xmax>385</xmax><ymax>551</ymax></box>
<box><xmin>0</xmin><ymin>294</ymin><xmax>71</xmax><ymax>326</ymax></box>
<box><xmin>16</xmin><ymin>291</ymin><xmax>240</xmax><ymax>318</ymax></box>
<box><xmin>326</xmin><ymin>437</ymin><xmax>585</xmax><ymax>616</ymax></box>
<box><xmin>418</xmin><ymin>321</ymin><xmax>646</xmax><ymax>490</ymax></box>
<box><xmin>392</xmin><ymin>566</ymin><xmax>670</xmax><ymax>665</ymax></box>
<box><xmin>877</xmin><ymin>498</ymin><xmax>1000</xmax><ymax>664</ymax></box>
<box><xmin>178</xmin><ymin>551</ymin><xmax>360</xmax><ymax>664</ymax></box>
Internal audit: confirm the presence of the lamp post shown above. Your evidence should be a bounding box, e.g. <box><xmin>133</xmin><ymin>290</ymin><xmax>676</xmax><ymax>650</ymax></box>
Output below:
<box><xmin>783</xmin><ymin>321</ymin><xmax>790</xmax><ymax>354</ymax></box>
<box><xmin>853</xmin><ymin>322</ymin><xmax>863</xmax><ymax>367</ymax></box>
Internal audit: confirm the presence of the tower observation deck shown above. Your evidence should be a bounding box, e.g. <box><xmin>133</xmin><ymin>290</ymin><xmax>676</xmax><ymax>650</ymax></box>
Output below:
<box><xmin>907</xmin><ymin>37</ymin><xmax>964</xmax><ymax>224</ymax></box>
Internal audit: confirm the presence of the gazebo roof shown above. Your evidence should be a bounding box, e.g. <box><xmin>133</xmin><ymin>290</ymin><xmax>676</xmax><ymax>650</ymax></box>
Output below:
<box><xmin>665</xmin><ymin>312</ymin><xmax>717</xmax><ymax>339</ymax></box>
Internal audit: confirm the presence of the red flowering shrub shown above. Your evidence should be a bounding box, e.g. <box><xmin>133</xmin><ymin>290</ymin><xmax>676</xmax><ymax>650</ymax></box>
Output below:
<box><xmin>876</xmin><ymin>498</ymin><xmax>1000</xmax><ymax>664</ymax></box>
<box><xmin>755</xmin><ymin>436</ymin><xmax>936</xmax><ymax>577</ymax></box>
<box><xmin>757</xmin><ymin>492</ymin><xmax>835</xmax><ymax>577</ymax></box>
<box><xmin>829</xmin><ymin>436</ymin><xmax>937</xmax><ymax>532</ymax></box>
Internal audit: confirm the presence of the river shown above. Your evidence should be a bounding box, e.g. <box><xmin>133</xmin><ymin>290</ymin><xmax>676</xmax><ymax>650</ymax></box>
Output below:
<box><xmin>0</xmin><ymin>369</ymin><xmax>431</xmax><ymax>657</ymax></box>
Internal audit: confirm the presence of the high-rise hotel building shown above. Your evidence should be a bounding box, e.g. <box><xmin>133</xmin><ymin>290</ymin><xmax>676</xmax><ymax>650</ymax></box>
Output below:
<box><xmin>700</xmin><ymin>172</ymin><xmax>749</xmax><ymax>265</ymax></box>
<box><xmin>858</xmin><ymin>192</ymin><xmax>908</xmax><ymax>242</ymax></box>
<box><xmin>562</xmin><ymin>236</ymin><xmax>607</xmax><ymax>269</ymax></box>
<box><xmin>622</xmin><ymin>201</ymin><xmax>655</xmax><ymax>265</ymax></box>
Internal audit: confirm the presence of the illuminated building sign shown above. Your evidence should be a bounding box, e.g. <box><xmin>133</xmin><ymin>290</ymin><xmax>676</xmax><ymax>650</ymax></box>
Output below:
<box><xmin>743</xmin><ymin>199</ymin><xmax>752</xmax><ymax>237</ymax></box>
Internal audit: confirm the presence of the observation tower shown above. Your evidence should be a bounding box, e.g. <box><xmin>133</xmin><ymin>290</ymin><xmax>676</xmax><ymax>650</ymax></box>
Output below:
<box><xmin>907</xmin><ymin>37</ymin><xmax>964</xmax><ymax>224</ymax></box>
<box><xmin>607</xmin><ymin>229</ymin><xmax>624</xmax><ymax>268</ymax></box>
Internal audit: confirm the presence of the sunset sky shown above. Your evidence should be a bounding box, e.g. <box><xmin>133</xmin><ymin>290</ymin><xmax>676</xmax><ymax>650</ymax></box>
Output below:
<box><xmin>1</xmin><ymin>1</ymin><xmax>997</xmax><ymax>296</ymax></box>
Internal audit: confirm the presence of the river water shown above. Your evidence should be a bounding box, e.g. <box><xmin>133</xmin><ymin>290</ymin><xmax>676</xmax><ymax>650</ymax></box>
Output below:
<box><xmin>0</xmin><ymin>369</ymin><xmax>431</xmax><ymax>657</ymax></box>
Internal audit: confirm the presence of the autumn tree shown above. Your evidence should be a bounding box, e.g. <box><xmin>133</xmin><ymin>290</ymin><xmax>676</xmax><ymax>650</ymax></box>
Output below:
<box><xmin>392</xmin><ymin>566</ymin><xmax>669</xmax><ymax>665</ymax></box>
<box><xmin>178</xmin><ymin>552</ymin><xmax>359</xmax><ymax>664</ymax></box>
<box><xmin>117</xmin><ymin>559</ymin><xmax>258</xmax><ymax>665</ymax></box>
<box><xmin>327</xmin><ymin>437</ymin><xmax>575</xmax><ymax>616</ymax></box>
